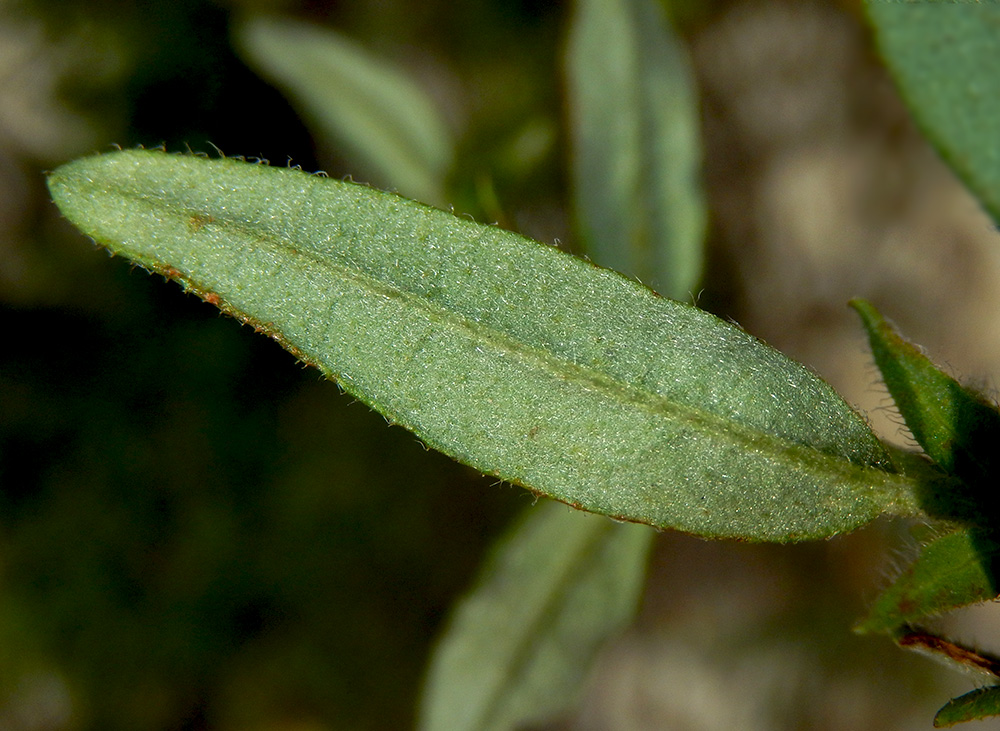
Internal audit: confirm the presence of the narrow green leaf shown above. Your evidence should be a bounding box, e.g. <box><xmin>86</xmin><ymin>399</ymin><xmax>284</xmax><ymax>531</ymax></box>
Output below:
<box><xmin>566</xmin><ymin>0</ymin><xmax>705</xmax><ymax>296</ymax></box>
<box><xmin>418</xmin><ymin>501</ymin><xmax>650</xmax><ymax>731</ymax></box>
<box><xmin>935</xmin><ymin>686</ymin><xmax>1000</xmax><ymax>728</ymax></box>
<box><xmin>49</xmin><ymin>150</ymin><xmax>919</xmax><ymax>540</ymax></box>
<box><xmin>855</xmin><ymin>527</ymin><xmax>1000</xmax><ymax>634</ymax></box>
<box><xmin>420</xmin><ymin>512</ymin><xmax>654</xmax><ymax>731</ymax></box>
<box><xmin>866</xmin><ymin>4</ymin><xmax>1000</xmax><ymax>224</ymax></box>
<box><xmin>234</xmin><ymin>15</ymin><xmax>452</xmax><ymax>205</ymax></box>
<box><xmin>851</xmin><ymin>299</ymin><xmax>1000</xmax><ymax>523</ymax></box>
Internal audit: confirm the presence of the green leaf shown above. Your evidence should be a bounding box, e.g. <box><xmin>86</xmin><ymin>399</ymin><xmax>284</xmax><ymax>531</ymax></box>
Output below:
<box><xmin>935</xmin><ymin>686</ymin><xmax>1000</xmax><ymax>728</ymax></box>
<box><xmin>851</xmin><ymin>299</ymin><xmax>1000</xmax><ymax>523</ymax></box>
<box><xmin>418</xmin><ymin>501</ymin><xmax>651</xmax><ymax>731</ymax></box>
<box><xmin>49</xmin><ymin>150</ymin><xmax>919</xmax><ymax>541</ymax></box>
<box><xmin>234</xmin><ymin>15</ymin><xmax>452</xmax><ymax>205</ymax></box>
<box><xmin>855</xmin><ymin>527</ymin><xmax>1000</xmax><ymax>635</ymax></box>
<box><xmin>566</xmin><ymin>0</ymin><xmax>705</xmax><ymax>296</ymax></box>
<box><xmin>866</xmin><ymin>4</ymin><xmax>1000</xmax><ymax>224</ymax></box>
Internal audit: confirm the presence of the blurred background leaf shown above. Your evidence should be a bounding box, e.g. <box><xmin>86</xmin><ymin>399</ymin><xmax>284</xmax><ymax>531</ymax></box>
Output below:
<box><xmin>418</xmin><ymin>503</ymin><xmax>650</xmax><ymax>731</ymax></box>
<box><xmin>235</xmin><ymin>15</ymin><xmax>454</xmax><ymax>205</ymax></box>
<box><xmin>565</xmin><ymin>0</ymin><xmax>705</xmax><ymax>297</ymax></box>
<box><xmin>866</xmin><ymin>4</ymin><xmax>1000</xmax><ymax>226</ymax></box>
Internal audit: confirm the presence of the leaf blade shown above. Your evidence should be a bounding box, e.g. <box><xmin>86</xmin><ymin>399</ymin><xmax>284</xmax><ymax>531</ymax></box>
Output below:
<box><xmin>418</xmin><ymin>502</ymin><xmax>651</xmax><ymax>731</ymax></box>
<box><xmin>935</xmin><ymin>686</ymin><xmax>1000</xmax><ymax>728</ymax></box>
<box><xmin>856</xmin><ymin>527</ymin><xmax>1000</xmax><ymax>635</ymax></box>
<box><xmin>235</xmin><ymin>15</ymin><xmax>452</xmax><ymax>205</ymax></box>
<box><xmin>851</xmin><ymin>299</ymin><xmax>1000</xmax><ymax>523</ymax></box>
<box><xmin>866</xmin><ymin>4</ymin><xmax>1000</xmax><ymax>225</ymax></box>
<box><xmin>49</xmin><ymin>150</ymin><xmax>916</xmax><ymax>540</ymax></box>
<box><xmin>566</xmin><ymin>0</ymin><xmax>705</xmax><ymax>296</ymax></box>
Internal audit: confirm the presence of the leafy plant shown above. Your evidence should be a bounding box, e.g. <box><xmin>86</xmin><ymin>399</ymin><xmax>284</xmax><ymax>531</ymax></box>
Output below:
<box><xmin>43</xmin><ymin>2</ymin><xmax>1000</xmax><ymax>728</ymax></box>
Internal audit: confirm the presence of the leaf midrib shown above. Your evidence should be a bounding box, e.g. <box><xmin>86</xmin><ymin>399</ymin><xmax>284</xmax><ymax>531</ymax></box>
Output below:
<box><xmin>234</xmin><ymin>219</ymin><xmax>888</xmax><ymax>455</ymax></box>
<box><xmin>89</xmin><ymin>175</ymin><xmax>917</xmax><ymax>512</ymax></box>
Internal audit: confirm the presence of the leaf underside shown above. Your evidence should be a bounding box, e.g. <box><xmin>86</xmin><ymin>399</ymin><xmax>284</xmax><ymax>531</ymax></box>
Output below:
<box><xmin>49</xmin><ymin>150</ymin><xmax>918</xmax><ymax>541</ymax></box>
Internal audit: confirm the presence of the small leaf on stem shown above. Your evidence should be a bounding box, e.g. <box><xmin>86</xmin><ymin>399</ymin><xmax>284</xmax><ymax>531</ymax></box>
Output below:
<box><xmin>856</xmin><ymin>528</ymin><xmax>1000</xmax><ymax>635</ymax></box>
<box><xmin>851</xmin><ymin>299</ymin><xmax>1000</xmax><ymax>524</ymax></box>
<box><xmin>935</xmin><ymin>686</ymin><xmax>1000</xmax><ymax>728</ymax></box>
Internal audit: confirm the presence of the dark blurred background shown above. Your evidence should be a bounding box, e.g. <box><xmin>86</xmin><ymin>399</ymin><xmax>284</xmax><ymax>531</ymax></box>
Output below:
<box><xmin>4</xmin><ymin>0</ymin><xmax>1000</xmax><ymax>729</ymax></box>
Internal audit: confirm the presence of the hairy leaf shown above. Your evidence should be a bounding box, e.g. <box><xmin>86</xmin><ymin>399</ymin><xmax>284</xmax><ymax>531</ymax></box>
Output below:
<box><xmin>566</xmin><ymin>0</ymin><xmax>704</xmax><ymax>296</ymax></box>
<box><xmin>852</xmin><ymin>299</ymin><xmax>1000</xmax><ymax>523</ymax></box>
<box><xmin>866</xmin><ymin>4</ymin><xmax>1000</xmax><ymax>224</ymax></box>
<box><xmin>49</xmin><ymin>150</ymin><xmax>919</xmax><ymax>540</ymax></box>
<box><xmin>235</xmin><ymin>15</ymin><xmax>452</xmax><ymax>205</ymax></box>
<box><xmin>856</xmin><ymin>527</ymin><xmax>1000</xmax><ymax>635</ymax></box>
<box><xmin>418</xmin><ymin>501</ymin><xmax>649</xmax><ymax>731</ymax></box>
<box><xmin>936</xmin><ymin>686</ymin><xmax>1000</xmax><ymax>728</ymax></box>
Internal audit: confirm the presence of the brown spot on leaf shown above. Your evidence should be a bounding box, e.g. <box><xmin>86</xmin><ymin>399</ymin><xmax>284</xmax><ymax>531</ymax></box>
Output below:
<box><xmin>188</xmin><ymin>213</ymin><xmax>215</xmax><ymax>232</ymax></box>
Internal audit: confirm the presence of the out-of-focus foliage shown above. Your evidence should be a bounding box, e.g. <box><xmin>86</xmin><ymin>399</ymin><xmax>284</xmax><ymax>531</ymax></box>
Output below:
<box><xmin>235</xmin><ymin>15</ymin><xmax>454</xmax><ymax>205</ymax></box>
<box><xmin>418</xmin><ymin>502</ymin><xmax>650</xmax><ymax>731</ymax></box>
<box><xmin>866</xmin><ymin>4</ymin><xmax>1000</xmax><ymax>225</ymax></box>
<box><xmin>566</xmin><ymin>0</ymin><xmax>705</xmax><ymax>297</ymax></box>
